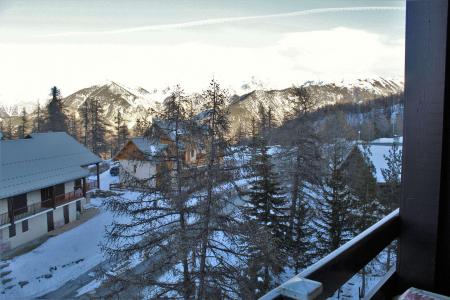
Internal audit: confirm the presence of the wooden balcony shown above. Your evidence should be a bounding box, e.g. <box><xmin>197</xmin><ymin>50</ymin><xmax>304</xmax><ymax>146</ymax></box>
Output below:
<box><xmin>0</xmin><ymin>212</ymin><xmax>10</xmax><ymax>226</ymax></box>
<box><xmin>0</xmin><ymin>178</ymin><xmax>98</xmax><ymax>227</ymax></box>
<box><xmin>54</xmin><ymin>190</ymin><xmax>84</xmax><ymax>207</ymax></box>
<box><xmin>0</xmin><ymin>198</ymin><xmax>54</xmax><ymax>226</ymax></box>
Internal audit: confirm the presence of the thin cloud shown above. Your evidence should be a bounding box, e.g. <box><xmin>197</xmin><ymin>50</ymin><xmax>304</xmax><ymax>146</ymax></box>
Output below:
<box><xmin>2</xmin><ymin>27</ymin><xmax>404</xmax><ymax>104</ymax></box>
<box><xmin>38</xmin><ymin>6</ymin><xmax>404</xmax><ymax>38</ymax></box>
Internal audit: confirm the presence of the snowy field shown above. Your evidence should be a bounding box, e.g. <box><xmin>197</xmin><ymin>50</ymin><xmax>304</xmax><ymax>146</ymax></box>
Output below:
<box><xmin>0</xmin><ymin>171</ymin><xmax>123</xmax><ymax>299</ymax></box>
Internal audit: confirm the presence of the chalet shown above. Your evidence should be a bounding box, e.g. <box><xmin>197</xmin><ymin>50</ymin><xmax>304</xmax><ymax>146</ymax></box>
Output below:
<box><xmin>342</xmin><ymin>136</ymin><xmax>403</xmax><ymax>184</ymax></box>
<box><xmin>112</xmin><ymin>120</ymin><xmax>206</xmax><ymax>189</ymax></box>
<box><xmin>0</xmin><ymin>132</ymin><xmax>101</xmax><ymax>252</ymax></box>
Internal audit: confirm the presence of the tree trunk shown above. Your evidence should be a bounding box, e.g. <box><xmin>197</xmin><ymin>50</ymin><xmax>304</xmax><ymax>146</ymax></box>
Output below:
<box><xmin>174</xmin><ymin>111</ymin><xmax>192</xmax><ymax>300</ymax></box>
<box><xmin>198</xmin><ymin>86</ymin><xmax>218</xmax><ymax>300</ymax></box>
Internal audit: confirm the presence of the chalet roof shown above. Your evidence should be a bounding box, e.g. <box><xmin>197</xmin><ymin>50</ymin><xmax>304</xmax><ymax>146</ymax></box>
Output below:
<box><xmin>131</xmin><ymin>137</ymin><xmax>168</xmax><ymax>156</ymax></box>
<box><xmin>356</xmin><ymin>137</ymin><xmax>403</xmax><ymax>183</ymax></box>
<box><xmin>152</xmin><ymin>119</ymin><xmax>208</xmax><ymax>142</ymax></box>
<box><xmin>0</xmin><ymin>132</ymin><xmax>101</xmax><ymax>199</ymax></box>
<box><xmin>151</xmin><ymin>119</ymin><xmax>190</xmax><ymax>143</ymax></box>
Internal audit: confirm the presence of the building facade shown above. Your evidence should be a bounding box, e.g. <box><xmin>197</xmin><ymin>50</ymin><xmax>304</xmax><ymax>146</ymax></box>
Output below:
<box><xmin>112</xmin><ymin>120</ymin><xmax>206</xmax><ymax>189</ymax></box>
<box><xmin>0</xmin><ymin>132</ymin><xmax>101</xmax><ymax>253</ymax></box>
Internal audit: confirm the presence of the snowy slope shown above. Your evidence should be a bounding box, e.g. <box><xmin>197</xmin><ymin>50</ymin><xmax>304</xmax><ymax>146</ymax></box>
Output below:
<box><xmin>0</xmin><ymin>77</ymin><xmax>403</xmax><ymax>137</ymax></box>
<box><xmin>226</xmin><ymin>78</ymin><xmax>403</xmax><ymax>137</ymax></box>
<box><xmin>61</xmin><ymin>81</ymin><xmax>165</xmax><ymax>129</ymax></box>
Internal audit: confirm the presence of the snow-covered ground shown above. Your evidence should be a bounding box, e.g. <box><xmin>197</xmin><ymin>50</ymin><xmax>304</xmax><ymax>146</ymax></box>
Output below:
<box><xmin>0</xmin><ymin>171</ymin><xmax>120</xmax><ymax>299</ymax></box>
<box><xmin>0</xmin><ymin>143</ymin><xmax>397</xmax><ymax>299</ymax></box>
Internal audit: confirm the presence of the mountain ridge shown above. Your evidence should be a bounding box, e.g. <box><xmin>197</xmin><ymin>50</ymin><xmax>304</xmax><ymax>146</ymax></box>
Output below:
<box><xmin>0</xmin><ymin>78</ymin><xmax>403</xmax><ymax>137</ymax></box>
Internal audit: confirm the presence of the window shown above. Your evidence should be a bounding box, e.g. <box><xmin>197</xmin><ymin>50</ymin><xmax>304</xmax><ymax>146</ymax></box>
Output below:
<box><xmin>54</xmin><ymin>183</ymin><xmax>65</xmax><ymax>196</ymax></box>
<box><xmin>134</xmin><ymin>164</ymin><xmax>137</xmax><ymax>173</ymax></box>
<box><xmin>74</xmin><ymin>179</ymin><xmax>82</xmax><ymax>190</ymax></box>
<box><xmin>9</xmin><ymin>224</ymin><xmax>16</xmax><ymax>238</ymax></box>
<box><xmin>22</xmin><ymin>220</ymin><xmax>29</xmax><ymax>232</ymax></box>
<box><xmin>76</xmin><ymin>200</ymin><xmax>81</xmax><ymax>213</ymax></box>
<box><xmin>11</xmin><ymin>194</ymin><xmax>27</xmax><ymax>216</ymax></box>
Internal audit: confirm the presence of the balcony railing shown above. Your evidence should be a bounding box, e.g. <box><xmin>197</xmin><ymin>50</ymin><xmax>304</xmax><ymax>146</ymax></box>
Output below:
<box><xmin>0</xmin><ymin>198</ymin><xmax>55</xmax><ymax>226</ymax></box>
<box><xmin>54</xmin><ymin>189</ymin><xmax>84</xmax><ymax>207</ymax></box>
<box><xmin>0</xmin><ymin>185</ymin><xmax>98</xmax><ymax>226</ymax></box>
<box><xmin>87</xmin><ymin>179</ymin><xmax>98</xmax><ymax>190</ymax></box>
<box><xmin>0</xmin><ymin>212</ymin><xmax>10</xmax><ymax>226</ymax></box>
<box><xmin>261</xmin><ymin>209</ymin><xmax>400</xmax><ymax>300</ymax></box>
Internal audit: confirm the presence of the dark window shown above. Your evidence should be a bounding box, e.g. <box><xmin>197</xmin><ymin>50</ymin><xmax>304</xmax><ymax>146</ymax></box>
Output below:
<box><xmin>63</xmin><ymin>205</ymin><xmax>69</xmax><ymax>224</ymax></box>
<box><xmin>9</xmin><ymin>224</ymin><xmax>16</xmax><ymax>238</ymax></box>
<box><xmin>22</xmin><ymin>220</ymin><xmax>29</xmax><ymax>232</ymax></box>
<box><xmin>11</xmin><ymin>194</ymin><xmax>27</xmax><ymax>216</ymax></box>
<box><xmin>76</xmin><ymin>200</ymin><xmax>81</xmax><ymax>213</ymax></box>
<box><xmin>54</xmin><ymin>183</ymin><xmax>65</xmax><ymax>196</ymax></box>
<box><xmin>74</xmin><ymin>179</ymin><xmax>82</xmax><ymax>190</ymax></box>
<box><xmin>41</xmin><ymin>187</ymin><xmax>53</xmax><ymax>208</ymax></box>
<box><xmin>47</xmin><ymin>211</ymin><xmax>54</xmax><ymax>232</ymax></box>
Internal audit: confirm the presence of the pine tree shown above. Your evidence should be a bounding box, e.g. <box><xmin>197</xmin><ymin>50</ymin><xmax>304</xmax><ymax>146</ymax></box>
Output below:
<box><xmin>5</xmin><ymin>117</ymin><xmax>14</xmax><ymax>139</ymax></box>
<box><xmin>290</xmin><ymin>85</ymin><xmax>316</xmax><ymax>117</ymax></box>
<box><xmin>17</xmin><ymin>108</ymin><xmax>28</xmax><ymax>138</ymax></box>
<box><xmin>34</xmin><ymin>101</ymin><xmax>43</xmax><ymax>133</ymax></box>
<box><xmin>195</xmin><ymin>79</ymin><xmax>245</xmax><ymax>299</ymax></box>
<box><xmin>243</xmin><ymin>128</ymin><xmax>288</xmax><ymax>297</ymax></box>
<box><xmin>346</xmin><ymin>144</ymin><xmax>379</xmax><ymax>233</ymax></box>
<box><xmin>43</xmin><ymin>86</ymin><xmax>67</xmax><ymax>132</ymax></box>
<box><xmin>380</xmin><ymin>140</ymin><xmax>402</xmax><ymax>270</ymax></box>
<box><xmin>118</xmin><ymin>124</ymin><xmax>129</xmax><ymax>151</ymax></box>
<box><xmin>89</xmin><ymin>98</ymin><xmax>109</xmax><ymax>156</ymax></box>
<box><xmin>101</xmin><ymin>85</ymin><xmax>198</xmax><ymax>299</ymax></box>
<box><xmin>67</xmin><ymin>113</ymin><xmax>79</xmax><ymax>140</ymax></box>
<box><xmin>115</xmin><ymin>111</ymin><xmax>123</xmax><ymax>153</ymax></box>
<box><xmin>381</xmin><ymin>141</ymin><xmax>402</xmax><ymax>212</ymax></box>
<box><xmin>342</xmin><ymin>144</ymin><xmax>379</xmax><ymax>297</ymax></box>
<box><xmin>314</xmin><ymin>141</ymin><xmax>354</xmax><ymax>256</ymax></box>
<box><xmin>79</xmin><ymin>98</ymin><xmax>90</xmax><ymax>147</ymax></box>
<box><xmin>133</xmin><ymin>109</ymin><xmax>153</xmax><ymax>136</ymax></box>
<box><xmin>258</xmin><ymin>103</ymin><xmax>268</xmax><ymax>133</ymax></box>
<box><xmin>281</xmin><ymin>85</ymin><xmax>320</xmax><ymax>271</ymax></box>
<box><xmin>290</xmin><ymin>194</ymin><xmax>314</xmax><ymax>274</ymax></box>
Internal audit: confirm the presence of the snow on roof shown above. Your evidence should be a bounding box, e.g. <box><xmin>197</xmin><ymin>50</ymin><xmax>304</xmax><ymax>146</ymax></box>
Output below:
<box><xmin>0</xmin><ymin>132</ymin><xmax>101</xmax><ymax>199</ymax></box>
<box><xmin>357</xmin><ymin>137</ymin><xmax>403</xmax><ymax>183</ymax></box>
<box><xmin>370</xmin><ymin>136</ymin><xmax>403</xmax><ymax>145</ymax></box>
<box><xmin>131</xmin><ymin>137</ymin><xmax>168</xmax><ymax>156</ymax></box>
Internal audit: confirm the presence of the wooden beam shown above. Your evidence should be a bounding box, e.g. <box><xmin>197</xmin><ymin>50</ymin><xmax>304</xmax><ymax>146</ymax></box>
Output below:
<box><xmin>302</xmin><ymin>210</ymin><xmax>400</xmax><ymax>299</ymax></box>
<box><xmin>82</xmin><ymin>177</ymin><xmax>87</xmax><ymax>197</ymax></box>
<box><xmin>399</xmin><ymin>0</ymin><xmax>450</xmax><ymax>294</ymax></box>
<box><xmin>96</xmin><ymin>162</ymin><xmax>100</xmax><ymax>189</ymax></box>
<box><xmin>365</xmin><ymin>268</ymin><xmax>399</xmax><ymax>300</ymax></box>
<box><xmin>7</xmin><ymin>198</ymin><xmax>14</xmax><ymax>224</ymax></box>
<box><xmin>51</xmin><ymin>186</ymin><xmax>56</xmax><ymax>209</ymax></box>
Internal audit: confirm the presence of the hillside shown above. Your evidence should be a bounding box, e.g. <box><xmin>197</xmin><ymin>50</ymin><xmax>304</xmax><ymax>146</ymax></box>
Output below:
<box><xmin>0</xmin><ymin>78</ymin><xmax>403</xmax><ymax>138</ymax></box>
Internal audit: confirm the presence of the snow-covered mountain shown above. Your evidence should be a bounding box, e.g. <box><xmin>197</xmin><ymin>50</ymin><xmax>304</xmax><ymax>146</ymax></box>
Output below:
<box><xmin>226</xmin><ymin>77</ymin><xmax>403</xmax><ymax>136</ymax></box>
<box><xmin>0</xmin><ymin>78</ymin><xmax>403</xmax><ymax>135</ymax></box>
<box><xmin>62</xmin><ymin>81</ymin><xmax>166</xmax><ymax>126</ymax></box>
<box><xmin>0</xmin><ymin>102</ymin><xmax>37</xmax><ymax>119</ymax></box>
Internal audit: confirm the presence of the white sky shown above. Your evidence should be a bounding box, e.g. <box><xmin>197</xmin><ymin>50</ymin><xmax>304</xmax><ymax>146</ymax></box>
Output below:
<box><xmin>0</xmin><ymin>0</ymin><xmax>405</xmax><ymax>105</ymax></box>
